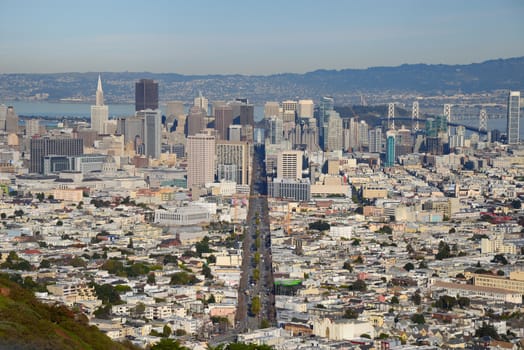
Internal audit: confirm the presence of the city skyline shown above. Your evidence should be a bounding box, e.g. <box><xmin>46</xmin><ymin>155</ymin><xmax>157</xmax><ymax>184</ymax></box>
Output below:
<box><xmin>1</xmin><ymin>0</ymin><xmax>523</xmax><ymax>75</ymax></box>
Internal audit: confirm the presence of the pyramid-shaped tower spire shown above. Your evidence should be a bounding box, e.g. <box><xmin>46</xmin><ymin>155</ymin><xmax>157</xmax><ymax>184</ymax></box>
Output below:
<box><xmin>96</xmin><ymin>74</ymin><xmax>104</xmax><ymax>106</ymax></box>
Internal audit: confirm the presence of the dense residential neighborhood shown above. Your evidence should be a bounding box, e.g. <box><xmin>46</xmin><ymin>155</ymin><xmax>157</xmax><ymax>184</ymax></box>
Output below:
<box><xmin>0</xmin><ymin>77</ymin><xmax>523</xmax><ymax>349</ymax></box>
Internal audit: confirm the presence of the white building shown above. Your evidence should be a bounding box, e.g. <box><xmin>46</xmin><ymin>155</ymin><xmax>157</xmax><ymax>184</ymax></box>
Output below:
<box><xmin>297</xmin><ymin>99</ymin><xmax>314</xmax><ymax>119</ymax></box>
<box><xmin>313</xmin><ymin>318</ymin><xmax>375</xmax><ymax>340</ymax></box>
<box><xmin>154</xmin><ymin>206</ymin><xmax>211</xmax><ymax>226</ymax></box>
<box><xmin>90</xmin><ymin>75</ymin><xmax>109</xmax><ymax>134</ymax></box>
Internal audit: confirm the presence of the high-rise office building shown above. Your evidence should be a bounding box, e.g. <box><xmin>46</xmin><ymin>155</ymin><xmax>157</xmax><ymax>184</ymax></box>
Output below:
<box><xmin>324</xmin><ymin>110</ymin><xmax>343</xmax><ymax>151</ymax></box>
<box><xmin>359</xmin><ymin>120</ymin><xmax>369</xmax><ymax>148</ymax></box>
<box><xmin>30</xmin><ymin>137</ymin><xmax>84</xmax><ymax>174</ymax></box>
<box><xmin>228</xmin><ymin>125</ymin><xmax>242</xmax><ymax>142</ymax></box>
<box><xmin>187</xmin><ymin>131</ymin><xmax>216</xmax><ymax>188</ymax></box>
<box><xmin>395</xmin><ymin>126</ymin><xmax>413</xmax><ymax>156</ymax></box>
<box><xmin>264</xmin><ymin>101</ymin><xmax>280</xmax><ymax>119</ymax></box>
<box><xmin>317</xmin><ymin>96</ymin><xmax>334</xmax><ymax>144</ymax></box>
<box><xmin>216</xmin><ymin>140</ymin><xmax>250</xmax><ymax>185</ymax></box>
<box><xmin>187</xmin><ymin>106</ymin><xmax>206</xmax><ymax>137</ymax></box>
<box><xmin>267</xmin><ymin>116</ymin><xmax>283</xmax><ymax>145</ymax></box>
<box><xmin>116</xmin><ymin>117</ymin><xmax>144</xmax><ymax>154</ymax></box>
<box><xmin>0</xmin><ymin>104</ymin><xmax>7</xmax><ymax>130</ymax></box>
<box><xmin>135</xmin><ymin>79</ymin><xmax>159</xmax><ymax>111</ymax></box>
<box><xmin>277</xmin><ymin>150</ymin><xmax>303</xmax><ymax>180</ymax></box>
<box><xmin>194</xmin><ymin>92</ymin><xmax>209</xmax><ymax>115</ymax></box>
<box><xmin>137</xmin><ymin>109</ymin><xmax>162</xmax><ymax>159</ymax></box>
<box><xmin>214</xmin><ymin>104</ymin><xmax>234</xmax><ymax>140</ymax></box>
<box><xmin>25</xmin><ymin>119</ymin><xmax>40</xmax><ymax>138</ymax></box>
<box><xmin>368</xmin><ymin>127</ymin><xmax>382</xmax><ymax>153</ymax></box>
<box><xmin>239</xmin><ymin>104</ymin><xmax>254</xmax><ymax>126</ymax></box>
<box><xmin>298</xmin><ymin>100</ymin><xmax>314</xmax><ymax>119</ymax></box>
<box><xmin>385</xmin><ymin>130</ymin><xmax>396</xmax><ymax>167</ymax></box>
<box><xmin>166</xmin><ymin>101</ymin><xmax>185</xmax><ymax>131</ymax></box>
<box><xmin>5</xmin><ymin>106</ymin><xmax>18</xmax><ymax>133</ymax></box>
<box><xmin>90</xmin><ymin>75</ymin><xmax>109</xmax><ymax>134</ymax></box>
<box><xmin>506</xmin><ymin>91</ymin><xmax>521</xmax><ymax>145</ymax></box>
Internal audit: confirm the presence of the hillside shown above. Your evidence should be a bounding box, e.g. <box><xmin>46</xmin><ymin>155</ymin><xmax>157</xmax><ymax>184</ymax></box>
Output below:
<box><xmin>0</xmin><ymin>274</ymin><xmax>135</xmax><ymax>350</ymax></box>
<box><xmin>0</xmin><ymin>57</ymin><xmax>522</xmax><ymax>104</ymax></box>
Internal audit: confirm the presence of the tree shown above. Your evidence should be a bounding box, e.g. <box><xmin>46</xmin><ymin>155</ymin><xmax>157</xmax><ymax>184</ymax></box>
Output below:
<box><xmin>147</xmin><ymin>272</ymin><xmax>156</xmax><ymax>285</ymax></box>
<box><xmin>349</xmin><ymin>279</ymin><xmax>367</xmax><ymax>291</ymax></box>
<box><xmin>308</xmin><ymin>220</ymin><xmax>330</xmax><ymax>231</ymax></box>
<box><xmin>435</xmin><ymin>295</ymin><xmax>457</xmax><ymax>311</ymax></box>
<box><xmin>207</xmin><ymin>294</ymin><xmax>216</xmax><ymax>304</ymax></box>
<box><xmin>343</xmin><ymin>308</ymin><xmax>359</xmax><ymax>319</ymax></box>
<box><xmin>457</xmin><ymin>297</ymin><xmax>470</xmax><ymax>308</ymax></box>
<box><xmin>250</xmin><ymin>296</ymin><xmax>261</xmax><ymax>315</ymax></box>
<box><xmin>377</xmin><ymin>225</ymin><xmax>393</xmax><ymax>235</ymax></box>
<box><xmin>101</xmin><ymin>259</ymin><xmax>124</xmax><ymax>275</ymax></box>
<box><xmin>412</xmin><ymin>293</ymin><xmax>421</xmax><ymax>305</ymax></box>
<box><xmin>170</xmin><ymin>272</ymin><xmax>199</xmax><ymax>285</ymax></box>
<box><xmin>91</xmin><ymin>283</ymin><xmax>121</xmax><ymax>305</ymax></box>
<box><xmin>36</xmin><ymin>192</ymin><xmax>45</xmax><ymax>202</ymax></box>
<box><xmin>202</xmin><ymin>265</ymin><xmax>213</xmax><ymax>279</ymax></box>
<box><xmin>162</xmin><ymin>324</ymin><xmax>172</xmax><ymax>338</ymax></box>
<box><xmin>353</xmin><ymin>255</ymin><xmax>364</xmax><ymax>264</ymax></box>
<box><xmin>475</xmin><ymin>322</ymin><xmax>500</xmax><ymax>340</ymax></box>
<box><xmin>390</xmin><ymin>296</ymin><xmax>399</xmax><ymax>304</ymax></box>
<box><xmin>195</xmin><ymin>236</ymin><xmax>212</xmax><ymax>257</ymax></box>
<box><xmin>436</xmin><ymin>241</ymin><xmax>451</xmax><ymax>260</ymax></box>
<box><xmin>511</xmin><ymin>199</ymin><xmax>522</xmax><ymax>209</ymax></box>
<box><xmin>403</xmin><ymin>262</ymin><xmax>415</xmax><ymax>271</ymax></box>
<box><xmin>39</xmin><ymin>259</ymin><xmax>51</xmax><ymax>269</ymax></box>
<box><xmin>132</xmin><ymin>302</ymin><xmax>145</xmax><ymax>317</ymax></box>
<box><xmin>418</xmin><ymin>260</ymin><xmax>428</xmax><ymax>269</ymax></box>
<box><xmin>150</xmin><ymin>339</ymin><xmax>189</xmax><ymax>350</ymax></box>
<box><xmin>127</xmin><ymin>238</ymin><xmax>134</xmax><ymax>249</ymax></box>
<box><xmin>342</xmin><ymin>261</ymin><xmax>353</xmax><ymax>272</ymax></box>
<box><xmin>411</xmin><ymin>313</ymin><xmax>425</xmax><ymax>324</ymax></box>
<box><xmin>492</xmin><ymin>254</ymin><xmax>508</xmax><ymax>265</ymax></box>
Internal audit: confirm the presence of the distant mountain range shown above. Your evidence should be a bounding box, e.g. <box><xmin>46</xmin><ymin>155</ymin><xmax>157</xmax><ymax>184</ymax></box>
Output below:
<box><xmin>1</xmin><ymin>57</ymin><xmax>523</xmax><ymax>104</ymax></box>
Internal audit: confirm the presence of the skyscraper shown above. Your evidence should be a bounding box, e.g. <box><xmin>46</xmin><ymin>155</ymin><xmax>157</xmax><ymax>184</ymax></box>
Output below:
<box><xmin>298</xmin><ymin>100</ymin><xmax>314</xmax><ymax>119</ymax></box>
<box><xmin>324</xmin><ymin>110</ymin><xmax>343</xmax><ymax>151</ymax></box>
<box><xmin>506</xmin><ymin>91</ymin><xmax>521</xmax><ymax>145</ymax></box>
<box><xmin>137</xmin><ymin>109</ymin><xmax>162</xmax><ymax>159</ymax></box>
<box><xmin>385</xmin><ymin>130</ymin><xmax>396</xmax><ymax>167</ymax></box>
<box><xmin>187</xmin><ymin>106</ymin><xmax>206</xmax><ymax>136</ymax></box>
<box><xmin>239</xmin><ymin>104</ymin><xmax>254</xmax><ymax>126</ymax></box>
<box><xmin>194</xmin><ymin>92</ymin><xmax>209</xmax><ymax>115</ymax></box>
<box><xmin>187</xmin><ymin>131</ymin><xmax>216</xmax><ymax>188</ymax></box>
<box><xmin>277</xmin><ymin>150</ymin><xmax>303</xmax><ymax>180</ymax></box>
<box><xmin>318</xmin><ymin>96</ymin><xmax>334</xmax><ymax>144</ymax></box>
<box><xmin>25</xmin><ymin>119</ymin><xmax>40</xmax><ymax>138</ymax></box>
<box><xmin>0</xmin><ymin>104</ymin><xmax>7</xmax><ymax>130</ymax></box>
<box><xmin>216</xmin><ymin>140</ymin><xmax>250</xmax><ymax>185</ymax></box>
<box><xmin>267</xmin><ymin>116</ymin><xmax>283</xmax><ymax>145</ymax></box>
<box><xmin>90</xmin><ymin>75</ymin><xmax>109</xmax><ymax>134</ymax></box>
<box><xmin>368</xmin><ymin>127</ymin><xmax>382</xmax><ymax>153</ymax></box>
<box><xmin>5</xmin><ymin>106</ymin><xmax>18</xmax><ymax>133</ymax></box>
<box><xmin>135</xmin><ymin>79</ymin><xmax>159</xmax><ymax>111</ymax></box>
<box><xmin>30</xmin><ymin>137</ymin><xmax>84</xmax><ymax>174</ymax></box>
<box><xmin>214</xmin><ymin>104</ymin><xmax>233</xmax><ymax>140</ymax></box>
<box><xmin>264</xmin><ymin>101</ymin><xmax>280</xmax><ymax>119</ymax></box>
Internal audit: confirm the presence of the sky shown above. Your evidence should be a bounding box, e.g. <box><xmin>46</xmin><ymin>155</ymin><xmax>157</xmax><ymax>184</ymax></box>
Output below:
<box><xmin>1</xmin><ymin>0</ymin><xmax>523</xmax><ymax>75</ymax></box>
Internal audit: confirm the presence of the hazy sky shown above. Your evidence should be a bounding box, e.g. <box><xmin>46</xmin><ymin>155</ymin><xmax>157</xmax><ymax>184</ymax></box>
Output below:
<box><xmin>1</xmin><ymin>0</ymin><xmax>523</xmax><ymax>75</ymax></box>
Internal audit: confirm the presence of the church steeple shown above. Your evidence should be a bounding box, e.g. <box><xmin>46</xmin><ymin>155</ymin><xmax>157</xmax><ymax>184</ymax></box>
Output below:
<box><xmin>96</xmin><ymin>74</ymin><xmax>104</xmax><ymax>106</ymax></box>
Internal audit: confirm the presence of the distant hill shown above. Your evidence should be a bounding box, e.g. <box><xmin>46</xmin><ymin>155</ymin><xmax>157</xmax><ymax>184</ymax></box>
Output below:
<box><xmin>0</xmin><ymin>57</ymin><xmax>523</xmax><ymax>104</ymax></box>
<box><xmin>0</xmin><ymin>275</ymin><xmax>136</xmax><ymax>350</ymax></box>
